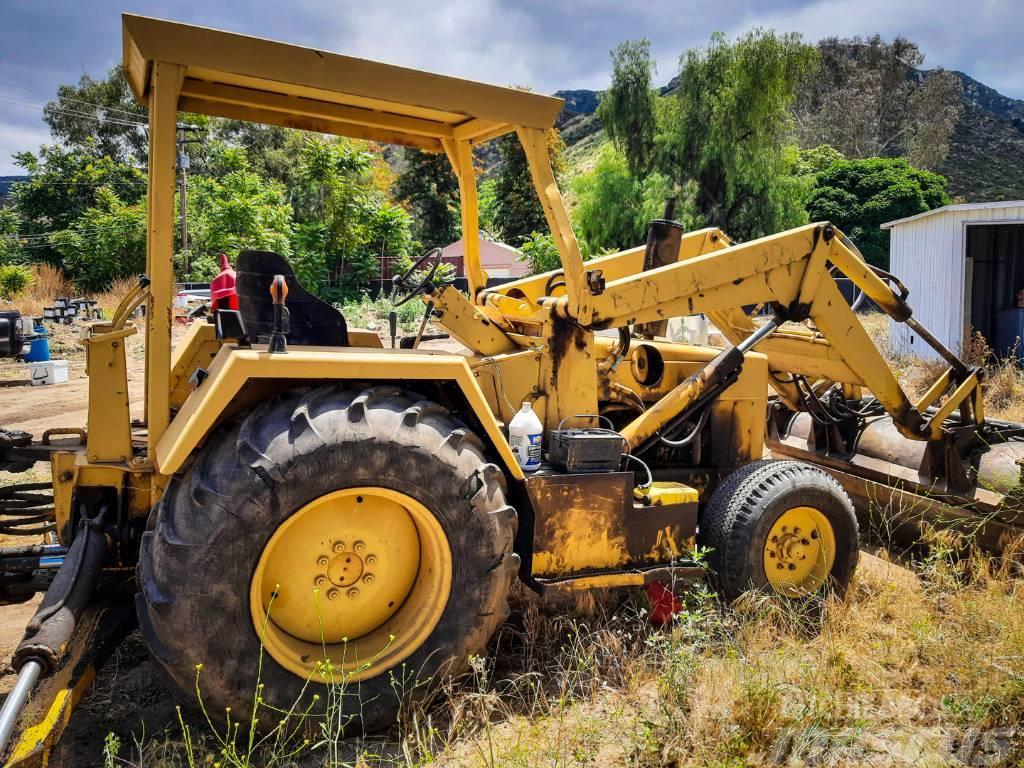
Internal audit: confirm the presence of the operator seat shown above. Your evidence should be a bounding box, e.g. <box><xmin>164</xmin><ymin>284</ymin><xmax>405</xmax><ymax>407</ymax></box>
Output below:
<box><xmin>236</xmin><ymin>250</ymin><xmax>349</xmax><ymax>347</ymax></box>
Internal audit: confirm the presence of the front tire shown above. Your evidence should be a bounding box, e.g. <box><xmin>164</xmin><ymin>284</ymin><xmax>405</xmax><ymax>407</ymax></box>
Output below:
<box><xmin>137</xmin><ymin>384</ymin><xmax>518</xmax><ymax>732</ymax></box>
<box><xmin>698</xmin><ymin>460</ymin><xmax>858</xmax><ymax>599</ymax></box>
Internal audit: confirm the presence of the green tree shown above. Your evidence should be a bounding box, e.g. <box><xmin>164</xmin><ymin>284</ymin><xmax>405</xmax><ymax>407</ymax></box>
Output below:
<box><xmin>598</xmin><ymin>39</ymin><xmax>658</xmax><ymax>177</ymax></box>
<box><xmin>8</xmin><ymin>145</ymin><xmax>146</xmax><ymax>266</ymax></box>
<box><xmin>794</xmin><ymin>144</ymin><xmax>845</xmax><ymax>178</ymax></box>
<box><xmin>807</xmin><ymin>156</ymin><xmax>950</xmax><ymax>267</ymax></box>
<box><xmin>44</xmin><ymin>65</ymin><xmax>148</xmax><ymax>165</ymax></box>
<box><xmin>657</xmin><ymin>30</ymin><xmax>818</xmax><ymax>241</ymax></box>
<box><xmin>0</xmin><ymin>209</ymin><xmax>22</xmax><ymax>265</ymax></box>
<box><xmin>50</xmin><ymin>187</ymin><xmax>147</xmax><ymax>290</ymax></box>
<box><xmin>490</xmin><ymin>128</ymin><xmax>565</xmax><ymax>245</ymax></box>
<box><xmin>287</xmin><ymin>137</ymin><xmax>413</xmax><ymax>297</ymax></box>
<box><xmin>187</xmin><ymin>147</ymin><xmax>294</xmax><ymax>276</ymax></box>
<box><xmin>394</xmin><ymin>148</ymin><xmax>460</xmax><ymax>249</ymax></box>
<box><xmin>572</xmin><ymin>142</ymin><xmax>676</xmax><ymax>253</ymax></box>
<box><xmin>518</xmin><ymin>232</ymin><xmax>562</xmax><ymax>275</ymax></box>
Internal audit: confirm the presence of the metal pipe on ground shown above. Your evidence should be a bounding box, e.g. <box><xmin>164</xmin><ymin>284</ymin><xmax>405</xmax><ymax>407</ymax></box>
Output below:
<box><xmin>0</xmin><ymin>508</ymin><xmax>111</xmax><ymax>758</ymax></box>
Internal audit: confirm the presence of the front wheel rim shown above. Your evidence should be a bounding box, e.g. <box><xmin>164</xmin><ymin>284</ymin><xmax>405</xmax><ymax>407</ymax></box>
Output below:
<box><xmin>763</xmin><ymin>505</ymin><xmax>836</xmax><ymax>597</ymax></box>
<box><xmin>250</xmin><ymin>487</ymin><xmax>452</xmax><ymax>682</ymax></box>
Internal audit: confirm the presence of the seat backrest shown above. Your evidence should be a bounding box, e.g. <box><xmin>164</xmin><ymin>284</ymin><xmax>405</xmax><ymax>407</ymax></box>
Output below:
<box><xmin>237</xmin><ymin>250</ymin><xmax>349</xmax><ymax>347</ymax></box>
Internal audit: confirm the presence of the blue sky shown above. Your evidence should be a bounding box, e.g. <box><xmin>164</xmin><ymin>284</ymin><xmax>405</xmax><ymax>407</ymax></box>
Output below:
<box><xmin>0</xmin><ymin>0</ymin><xmax>1021</xmax><ymax>174</ymax></box>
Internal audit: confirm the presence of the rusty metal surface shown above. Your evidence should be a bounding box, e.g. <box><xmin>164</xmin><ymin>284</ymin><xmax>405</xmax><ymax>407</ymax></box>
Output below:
<box><xmin>525</xmin><ymin>470</ymin><xmax>697</xmax><ymax>578</ymax></box>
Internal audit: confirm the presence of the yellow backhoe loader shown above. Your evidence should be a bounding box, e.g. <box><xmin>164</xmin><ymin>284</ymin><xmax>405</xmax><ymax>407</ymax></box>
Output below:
<box><xmin>0</xmin><ymin>14</ymin><xmax>1022</xmax><ymax>764</ymax></box>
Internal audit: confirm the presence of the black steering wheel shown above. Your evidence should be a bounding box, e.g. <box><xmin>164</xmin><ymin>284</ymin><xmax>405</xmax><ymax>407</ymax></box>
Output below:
<box><xmin>391</xmin><ymin>247</ymin><xmax>444</xmax><ymax>306</ymax></box>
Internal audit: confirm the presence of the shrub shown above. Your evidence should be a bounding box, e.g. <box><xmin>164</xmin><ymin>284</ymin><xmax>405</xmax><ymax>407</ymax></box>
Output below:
<box><xmin>0</xmin><ymin>264</ymin><xmax>33</xmax><ymax>299</ymax></box>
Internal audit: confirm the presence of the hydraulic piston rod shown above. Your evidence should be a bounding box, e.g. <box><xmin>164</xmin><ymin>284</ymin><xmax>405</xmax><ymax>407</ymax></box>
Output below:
<box><xmin>0</xmin><ymin>661</ymin><xmax>42</xmax><ymax>756</ymax></box>
<box><xmin>622</xmin><ymin>318</ymin><xmax>780</xmax><ymax>451</ymax></box>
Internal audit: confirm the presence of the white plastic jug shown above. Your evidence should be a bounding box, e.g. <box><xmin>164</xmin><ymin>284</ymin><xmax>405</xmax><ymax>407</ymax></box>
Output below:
<box><xmin>509</xmin><ymin>402</ymin><xmax>543</xmax><ymax>472</ymax></box>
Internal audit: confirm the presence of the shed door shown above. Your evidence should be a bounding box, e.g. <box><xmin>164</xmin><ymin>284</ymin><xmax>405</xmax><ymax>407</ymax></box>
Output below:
<box><xmin>966</xmin><ymin>224</ymin><xmax>1024</xmax><ymax>354</ymax></box>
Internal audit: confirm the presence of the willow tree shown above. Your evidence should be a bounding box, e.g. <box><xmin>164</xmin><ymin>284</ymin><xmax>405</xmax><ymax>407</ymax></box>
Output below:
<box><xmin>658</xmin><ymin>30</ymin><xmax>818</xmax><ymax>241</ymax></box>
<box><xmin>598</xmin><ymin>39</ymin><xmax>658</xmax><ymax>178</ymax></box>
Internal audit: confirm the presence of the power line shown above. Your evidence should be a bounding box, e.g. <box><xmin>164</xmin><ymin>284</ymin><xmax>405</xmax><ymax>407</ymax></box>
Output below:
<box><xmin>0</xmin><ymin>80</ymin><xmax>148</xmax><ymax>121</ymax></box>
<box><xmin>0</xmin><ymin>94</ymin><xmax>148</xmax><ymax>130</ymax></box>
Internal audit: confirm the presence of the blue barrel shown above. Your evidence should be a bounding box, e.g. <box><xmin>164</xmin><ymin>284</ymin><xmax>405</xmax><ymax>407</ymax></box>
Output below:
<box><xmin>24</xmin><ymin>327</ymin><xmax>50</xmax><ymax>363</ymax></box>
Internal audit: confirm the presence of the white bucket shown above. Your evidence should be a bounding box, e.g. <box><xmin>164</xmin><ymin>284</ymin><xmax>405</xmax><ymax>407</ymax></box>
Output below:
<box><xmin>27</xmin><ymin>360</ymin><xmax>69</xmax><ymax>386</ymax></box>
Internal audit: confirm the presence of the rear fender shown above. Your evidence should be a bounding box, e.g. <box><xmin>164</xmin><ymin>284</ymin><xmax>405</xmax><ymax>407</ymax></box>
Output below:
<box><xmin>155</xmin><ymin>344</ymin><xmax>524</xmax><ymax>481</ymax></box>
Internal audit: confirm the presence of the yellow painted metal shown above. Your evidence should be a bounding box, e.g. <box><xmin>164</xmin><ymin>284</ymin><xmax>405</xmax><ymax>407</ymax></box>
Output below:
<box><xmin>469</xmin><ymin>347</ymin><xmax>544</xmax><ymax>426</ymax></box>
<box><xmin>143</xmin><ymin>59</ymin><xmax>184</xmax><ymax>454</ymax></box>
<box><xmin>546</xmin><ymin>572</ymin><xmax>646</xmax><ymax>590</ymax></box>
<box><xmin>169</xmin><ymin>321</ymin><xmax>221</xmax><ymax>410</ymax></box>
<box><xmin>429</xmin><ymin>285</ymin><xmax>517</xmax><ymax>356</ymax></box>
<box><xmin>50</xmin><ymin>452</ymin><xmax>77</xmax><ymax>542</ymax></box>
<box><xmin>915</xmin><ymin>367</ymin><xmax>953</xmax><ymax>413</ymax></box>
<box><xmin>928</xmin><ymin>371</ymin><xmax>981</xmax><ymax>439</ymax></box>
<box><xmin>619</xmin><ymin>369</ymin><xmax>706</xmax><ymax>450</ymax></box>
<box><xmin>634</xmin><ymin>482</ymin><xmax>700</xmax><ymax>505</ymax></box>
<box><xmin>763</xmin><ymin>506</ymin><xmax>836</xmax><ymax>597</ymax></box>
<box><xmin>121</xmin><ymin>15</ymin><xmax>563</xmax><ymax>146</ymax></box>
<box><xmin>516</xmin><ymin>126</ymin><xmax>590</xmax><ymax>322</ymax></box>
<box><xmin>156</xmin><ymin>345</ymin><xmax>525</xmax><ymax>480</ymax></box>
<box><xmin>82</xmin><ymin>327</ymin><xmax>134</xmax><ymax>464</ymax></box>
<box><xmin>443</xmin><ymin>139</ymin><xmax>485</xmax><ymax>296</ymax></box>
<box><xmin>537</xmin><ymin>318</ymin><xmax>598</xmax><ymax>431</ymax></box>
<box><xmin>250</xmin><ymin>487</ymin><xmax>451</xmax><ymax>682</ymax></box>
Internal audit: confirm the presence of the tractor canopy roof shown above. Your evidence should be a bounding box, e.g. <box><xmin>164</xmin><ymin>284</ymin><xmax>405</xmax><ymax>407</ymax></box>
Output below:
<box><xmin>122</xmin><ymin>14</ymin><xmax>564</xmax><ymax>151</ymax></box>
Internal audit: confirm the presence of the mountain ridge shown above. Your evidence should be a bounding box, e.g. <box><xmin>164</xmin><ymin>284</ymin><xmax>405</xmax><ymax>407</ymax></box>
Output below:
<box><xmin>551</xmin><ymin>70</ymin><xmax>1024</xmax><ymax>202</ymax></box>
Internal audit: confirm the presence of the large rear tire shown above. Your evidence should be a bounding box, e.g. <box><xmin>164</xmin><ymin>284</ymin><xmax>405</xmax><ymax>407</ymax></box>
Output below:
<box><xmin>136</xmin><ymin>384</ymin><xmax>518</xmax><ymax>732</ymax></box>
<box><xmin>698</xmin><ymin>459</ymin><xmax>858</xmax><ymax>599</ymax></box>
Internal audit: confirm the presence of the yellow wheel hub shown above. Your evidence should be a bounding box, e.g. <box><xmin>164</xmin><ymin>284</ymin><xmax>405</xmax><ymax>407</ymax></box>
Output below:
<box><xmin>763</xmin><ymin>506</ymin><xmax>836</xmax><ymax>597</ymax></box>
<box><xmin>251</xmin><ymin>487</ymin><xmax>452</xmax><ymax>682</ymax></box>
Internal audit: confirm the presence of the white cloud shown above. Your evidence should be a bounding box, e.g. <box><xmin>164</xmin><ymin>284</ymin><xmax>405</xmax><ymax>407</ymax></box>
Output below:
<box><xmin>0</xmin><ymin>122</ymin><xmax>51</xmax><ymax>176</ymax></box>
<box><xmin>292</xmin><ymin>0</ymin><xmax>579</xmax><ymax>91</ymax></box>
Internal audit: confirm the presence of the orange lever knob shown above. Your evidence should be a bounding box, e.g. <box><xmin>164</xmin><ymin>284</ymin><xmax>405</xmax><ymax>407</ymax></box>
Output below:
<box><xmin>269</xmin><ymin>275</ymin><xmax>288</xmax><ymax>305</ymax></box>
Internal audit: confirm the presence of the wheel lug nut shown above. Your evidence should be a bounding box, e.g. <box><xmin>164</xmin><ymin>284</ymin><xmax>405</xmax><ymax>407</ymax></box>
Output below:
<box><xmin>788</xmin><ymin>564</ymin><xmax>796</xmax><ymax>571</ymax></box>
<box><xmin>353</xmin><ymin>541</ymin><xmax>365</xmax><ymax>553</ymax></box>
<box><xmin>366</xmin><ymin>555</ymin><xmax>377</xmax><ymax>565</ymax></box>
<box><xmin>363</xmin><ymin>573</ymin><xmax>375</xmax><ymax>584</ymax></box>
<box><xmin>317</xmin><ymin>556</ymin><xmax>329</xmax><ymax>567</ymax></box>
<box><xmin>314</xmin><ymin>575</ymin><xmax>327</xmax><ymax>587</ymax></box>
<box><xmin>333</xmin><ymin>541</ymin><xmax>345</xmax><ymax>553</ymax></box>
<box><xmin>327</xmin><ymin>588</ymin><xmax>340</xmax><ymax>600</ymax></box>
<box><xmin>347</xmin><ymin>588</ymin><xmax>360</xmax><ymax>599</ymax></box>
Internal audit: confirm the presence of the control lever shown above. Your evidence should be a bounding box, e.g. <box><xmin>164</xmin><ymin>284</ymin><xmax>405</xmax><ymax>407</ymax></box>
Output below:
<box><xmin>388</xmin><ymin>310</ymin><xmax>398</xmax><ymax>349</ymax></box>
<box><xmin>268</xmin><ymin>275</ymin><xmax>289</xmax><ymax>354</ymax></box>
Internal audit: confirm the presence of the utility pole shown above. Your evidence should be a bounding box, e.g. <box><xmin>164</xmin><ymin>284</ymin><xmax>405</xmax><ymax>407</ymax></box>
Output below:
<box><xmin>176</xmin><ymin>123</ymin><xmax>201</xmax><ymax>278</ymax></box>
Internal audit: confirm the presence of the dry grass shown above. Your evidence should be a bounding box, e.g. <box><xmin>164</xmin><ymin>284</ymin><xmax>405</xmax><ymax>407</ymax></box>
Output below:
<box><xmin>92</xmin><ymin>277</ymin><xmax>138</xmax><ymax>319</ymax></box>
<box><xmin>103</xmin><ymin>552</ymin><xmax>1022</xmax><ymax>768</ymax></box>
<box><xmin>3</xmin><ymin>264</ymin><xmax>74</xmax><ymax>317</ymax></box>
<box><xmin>3</xmin><ymin>265</ymin><xmax>134</xmax><ymax>320</ymax></box>
<box><xmin>862</xmin><ymin>312</ymin><xmax>1024</xmax><ymax>423</ymax></box>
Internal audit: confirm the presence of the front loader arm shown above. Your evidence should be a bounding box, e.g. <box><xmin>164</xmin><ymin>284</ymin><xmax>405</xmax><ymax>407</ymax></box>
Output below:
<box><xmin>585</xmin><ymin>222</ymin><xmax>978</xmax><ymax>445</ymax></box>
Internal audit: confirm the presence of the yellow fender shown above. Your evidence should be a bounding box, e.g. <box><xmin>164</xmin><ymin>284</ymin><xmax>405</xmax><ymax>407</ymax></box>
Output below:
<box><xmin>155</xmin><ymin>345</ymin><xmax>525</xmax><ymax>480</ymax></box>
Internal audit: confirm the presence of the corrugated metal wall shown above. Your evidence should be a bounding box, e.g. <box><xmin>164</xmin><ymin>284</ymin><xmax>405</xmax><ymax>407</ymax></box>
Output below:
<box><xmin>887</xmin><ymin>205</ymin><xmax>1024</xmax><ymax>360</ymax></box>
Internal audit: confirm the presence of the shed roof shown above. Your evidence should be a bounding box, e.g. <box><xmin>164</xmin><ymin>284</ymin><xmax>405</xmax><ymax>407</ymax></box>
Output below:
<box><xmin>881</xmin><ymin>200</ymin><xmax>1024</xmax><ymax>230</ymax></box>
<box><xmin>122</xmin><ymin>14</ymin><xmax>564</xmax><ymax>152</ymax></box>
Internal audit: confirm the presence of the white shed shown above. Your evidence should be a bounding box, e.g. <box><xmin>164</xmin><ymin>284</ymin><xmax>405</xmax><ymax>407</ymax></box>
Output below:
<box><xmin>882</xmin><ymin>201</ymin><xmax>1024</xmax><ymax>359</ymax></box>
